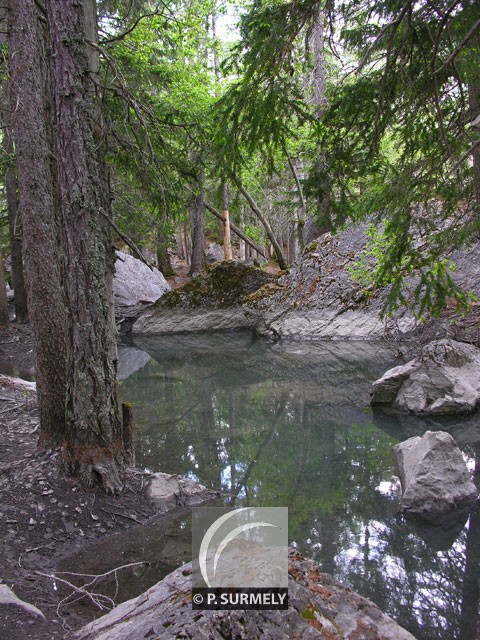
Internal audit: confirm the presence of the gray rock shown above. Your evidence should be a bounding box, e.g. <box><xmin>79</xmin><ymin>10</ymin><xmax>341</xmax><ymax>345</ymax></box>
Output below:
<box><xmin>371</xmin><ymin>339</ymin><xmax>480</xmax><ymax>414</ymax></box>
<box><xmin>134</xmin><ymin>307</ymin><xmax>257</xmax><ymax>334</ymax></box>
<box><xmin>114</xmin><ymin>251</ymin><xmax>170</xmax><ymax>310</ymax></box>
<box><xmin>74</xmin><ymin>550</ymin><xmax>415</xmax><ymax>640</ymax></box>
<box><xmin>243</xmin><ymin>227</ymin><xmax>419</xmax><ymax>340</ymax></box>
<box><xmin>205</xmin><ymin>243</ymin><xmax>225</xmax><ymax>264</ymax></box>
<box><xmin>147</xmin><ymin>472</ymin><xmax>219</xmax><ymax>512</ymax></box>
<box><xmin>393</xmin><ymin>430</ymin><xmax>477</xmax><ymax>518</ymax></box>
<box><xmin>132</xmin><ymin>224</ymin><xmax>480</xmax><ymax>340</ymax></box>
<box><xmin>133</xmin><ymin>261</ymin><xmax>273</xmax><ymax>335</ymax></box>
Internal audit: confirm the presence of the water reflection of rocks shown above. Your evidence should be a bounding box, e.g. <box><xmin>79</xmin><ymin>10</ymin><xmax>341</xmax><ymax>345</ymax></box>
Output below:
<box><xmin>112</xmin><ymin>333</ymin><xmax>479</xmax><ymax>640</ymax></box>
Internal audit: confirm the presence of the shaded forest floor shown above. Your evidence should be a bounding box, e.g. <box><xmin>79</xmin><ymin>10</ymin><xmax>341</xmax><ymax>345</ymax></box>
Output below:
<box><xmin>0</xmin><ymin>326</ymin><xmax>160</xmax><ymax>639</ymax></box>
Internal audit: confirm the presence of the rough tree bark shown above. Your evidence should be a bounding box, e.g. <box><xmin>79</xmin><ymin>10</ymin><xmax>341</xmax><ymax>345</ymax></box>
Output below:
<box><xmin>8</xmin><ymin>0</ymin><xmax>68</xmax><ymax>443</ymax></box>
<box><xmin>310</xmin><ymin>3</ymin><xmax>330</xmax><ymax>222</ymax></box>
<box><xmin>2</xmin><ymin>72</ymin><xmax>28</xmax><ymax>322</ymax></box>
<box><xmin>45</xmin><ymin>0</ymin><xmax>126</xmax><ymax>492</ymax></box>
<box><xmin>156</xmin><ymin>232</ymin><xmax>174</xmax><ymax>277</ymax></box>
<box><xmin>0</xmin><ymin>253</ymin><xmax>8</xmax><ymax>326</ymax></box>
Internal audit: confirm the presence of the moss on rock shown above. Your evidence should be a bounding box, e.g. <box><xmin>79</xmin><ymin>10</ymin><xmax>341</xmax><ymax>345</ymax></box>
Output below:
<box><xmin>155</xmin><ymin>261</ymin><xmax>274</xmax><ymax>310</ymax></box>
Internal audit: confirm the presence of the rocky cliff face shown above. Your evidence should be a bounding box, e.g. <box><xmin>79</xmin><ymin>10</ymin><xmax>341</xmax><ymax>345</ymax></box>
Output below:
<box><xmin>133</xmin><ymin>226</ymin><xmax>480</xmax><ymax>341</ymax></box>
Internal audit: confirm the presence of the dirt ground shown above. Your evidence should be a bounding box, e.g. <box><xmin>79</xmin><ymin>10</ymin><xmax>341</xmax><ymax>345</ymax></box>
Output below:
<box><xmin>0</xmin><ymin>325</ymin><xmax>160</xmax><ymax>640</ymax></box>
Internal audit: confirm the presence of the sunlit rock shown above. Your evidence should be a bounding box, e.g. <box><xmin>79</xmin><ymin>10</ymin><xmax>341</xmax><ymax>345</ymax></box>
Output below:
<box><xmin>371</xmin><ymin>339</ymin><xmax>480</xmax><ymax>414</ymax></box>
<box><xmin>393</xmin><ymin>430</ymin><xmax>477</xmax><ymax>519</ymax></box>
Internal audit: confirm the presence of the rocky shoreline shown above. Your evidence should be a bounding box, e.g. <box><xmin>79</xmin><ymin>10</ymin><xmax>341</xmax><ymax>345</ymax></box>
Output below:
<box><xmin>74</xmin><ymin>549</ymin><xmax>416</xmax><ymax>640</ymax></box>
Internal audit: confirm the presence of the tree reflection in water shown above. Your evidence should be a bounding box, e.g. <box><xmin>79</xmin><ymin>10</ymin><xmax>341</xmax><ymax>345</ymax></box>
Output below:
<box><xmin>119</xmin><ymin>333</ymin><xmax>479</xmax><ymax>640</ymax></box>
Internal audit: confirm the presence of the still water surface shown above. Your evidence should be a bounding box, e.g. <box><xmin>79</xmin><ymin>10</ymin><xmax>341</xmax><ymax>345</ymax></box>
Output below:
<box><xmin>117</xmin><ymin>332</ymin><xmax>480</xmax><ymax>640</ymax></box>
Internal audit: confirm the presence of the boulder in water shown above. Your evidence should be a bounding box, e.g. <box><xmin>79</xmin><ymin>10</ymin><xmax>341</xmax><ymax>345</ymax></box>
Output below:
<box><xmin>393</xmin><ymin>430</ymin><xmax>477</xmax><ymax>518</ymax></box>
<box><xmin>371</xmin><ymin>339</ymin><xmax>480</xmax><ymax>414</ymax></box>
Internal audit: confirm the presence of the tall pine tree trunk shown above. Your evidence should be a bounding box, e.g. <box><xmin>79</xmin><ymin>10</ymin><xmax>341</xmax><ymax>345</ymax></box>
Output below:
<box><xmin>8</xmin><ymin>0</ymin><xmax>68</xmax><ymax>443</ymax></box>
<box><xmin>2</xmin><ymin>77</ymin><xmax>28</xmax><ymax>323</ymax></box>
<box><xmin>45</xmin><ymin>0</ymin><xmax>125</xmax><ymax>492</ymax></box>
<box><xmin>310</xmin><ymin>3</ymin><xmax>330</xmax><ymax>223</ymax></box>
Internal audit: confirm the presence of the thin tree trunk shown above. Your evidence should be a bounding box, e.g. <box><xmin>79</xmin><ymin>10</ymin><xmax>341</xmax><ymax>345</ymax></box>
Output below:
<box><xmin>176</xmin><ymin>229</ymin><xmax>185</xmax><ymax>260</ymax></box>
<box><xmin>202</xmin><ymin>199</ymin><xmax>267</xmax><ymax>258</ymax></box>
<box><xmin>211</xmin><ymin>10</ymin><xmax>221</xmax><ymax>89</ymax></box>
<box><xmin>310</xmin><ymin>3</ymin><xmax>330</xmax><ymax>221</ymax></box>
<box><xmin>156</xmin><ymin>232</ymin><xmax>174</xmax><ymax>277</ymax></box>
<box><xmin>8</xmin><ymin>0</ymin><xmax>68</xmax><ymax>443</ymax></box>
<box><xmin>239</xmin><ymin>207</ymin><xmax>246</xmax><ymax>260</ymax></box>
<box><xmin>183</xmin><ymin>221</ymin><xmax>191</xmax><ymax>267</ymax></box>
<box><xmin>287</xmin><ymin>153</ymin><xmax>307</xmax><ymax>255</ymax></box>
<box><xmin>189</xmin><ymin>176</ymin><xmax>206</xmax><ymax>276</ymax></box>
<box><xmin>468</xmin><ymin>33</ymin><xmax>480</xmax><ymax>215</ymax></box>
<box><xmin>222</xmin><ymin>183</ymin><xmax>233</xmax><ymax>260</ymax></box>
<box><xmin>231</xmin><ymin>173</ymin><xmax>287</xmax><ymax>269</ymax></box>
<box><xmin>2</xmin><ymin>77</ymin><xmax>28</xmax><ymax>322</ymax></box>
<box><xmin>46</xmin><ymin>0</ymin><xmax>125</xmax><ymax>492</ymax></box>
<box><xmin>0</xmin><ymin>253</ymin><xmax>8</xmax><ymax>326</ymax></box>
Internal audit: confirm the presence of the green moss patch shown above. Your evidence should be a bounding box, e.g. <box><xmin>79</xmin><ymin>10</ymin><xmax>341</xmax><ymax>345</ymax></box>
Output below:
<box><xmin>156</xmin><ymin>261</ymin><xmax>274</xmax><ymax>310</ymax></box>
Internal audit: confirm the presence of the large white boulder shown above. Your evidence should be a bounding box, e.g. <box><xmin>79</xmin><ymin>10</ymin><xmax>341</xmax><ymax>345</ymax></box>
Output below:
<box><xmin>114</xmin><ymin>251</ymin><xmax>171</xmax><ymax>309</ymax></box>
<box><xmin>371</xmin><ymin>339</ymin><xmax>480</xmax><ymax>414</ymax></box>
<box><xmin>133</xmin><ymin>261</ymin><xmax>273</xmax><ymax>335</ymax></box>
<box><xmin>114</xmin><ymin>251</ymin><xmax>171</xmax><ymax>332</ymax></box>
<box><xmin>393</xmin><ymin>430</ymin><xmax>477</xmax><ymax>518</ymax></box>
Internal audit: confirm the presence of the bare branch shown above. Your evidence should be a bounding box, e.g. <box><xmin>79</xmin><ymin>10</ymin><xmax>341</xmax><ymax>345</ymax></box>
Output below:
<box><xmin>100</xmin><ymin>10</ymin><xmax>164</xmax><ymax>46</ymax></box>
<box><xmin>100</xmin><ymin>208</ymin><xmax>155</xmax><ymax>271</ymax></box>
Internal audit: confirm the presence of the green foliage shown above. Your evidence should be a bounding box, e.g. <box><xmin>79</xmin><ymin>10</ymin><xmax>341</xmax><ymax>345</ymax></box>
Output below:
<box><xmin>215</xmin><ymin>0</ymin><xmax>480</xmax><ymax>316</ymax></box>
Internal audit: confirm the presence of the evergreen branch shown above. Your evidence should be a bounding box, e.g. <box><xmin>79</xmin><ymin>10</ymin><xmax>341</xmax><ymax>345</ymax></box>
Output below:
<box><xmin>357</xmin><ymin>0</ymin><xmax>414</xmax><ymax>73</ymax></box>
<box><xmin>435</xmin><ymin>16</ymin><xmax>480</xmax><ymax>74</ymax></box>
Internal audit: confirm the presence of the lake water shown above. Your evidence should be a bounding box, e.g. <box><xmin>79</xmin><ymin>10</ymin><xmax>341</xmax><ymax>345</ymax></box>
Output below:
<box><xmin>117</xmin><ymin>332</ymin><xmax>480</xmax><ymax>640</ymax></box>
